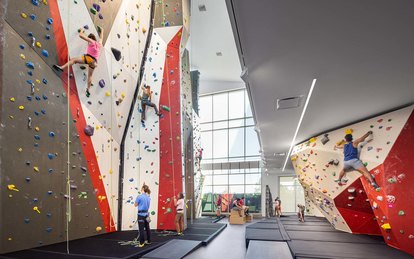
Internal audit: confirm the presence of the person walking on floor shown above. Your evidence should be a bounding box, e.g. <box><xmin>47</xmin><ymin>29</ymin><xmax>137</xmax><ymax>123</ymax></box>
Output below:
<box><xmin>334</xmin><ymin>131</ymin><xmax>380</xmax><ymax>189</ymax></box>
<box><xmin>134</xmin><ymin>184</ymin><xmax>151</xmax><ymax>247</ymax></box>
<box><xmin>297</xmin><ymin>204</ymin><xmax>305</xmax><ymax>222</ymax></box>
<box><xmin>274</xmin><ymin>197</ymin><xmax>282</xmax><ymax>217</ymax></box>
<box><xmin>174</xmin><ymin>192</ymin><xmax>185</xmax><ymax>236</ymax></box>
<box><xmin>54</xmin><ymin>26</ymin><xmax>104</xmax><ymax>98</ymax></box>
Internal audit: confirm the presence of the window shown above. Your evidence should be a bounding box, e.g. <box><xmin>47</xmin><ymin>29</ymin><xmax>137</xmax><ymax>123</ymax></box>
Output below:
<box><xmin>279</xmin><ymin>176</ymin><xmax>305</xmax><ymax>213</ymax></box>
<box><xmin>199</xmin><ymin>89</ymin><xmax>261</xmax><ymax>214</ymax></box>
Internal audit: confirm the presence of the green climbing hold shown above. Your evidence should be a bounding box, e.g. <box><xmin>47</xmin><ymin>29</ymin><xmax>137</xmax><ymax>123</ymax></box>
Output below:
<box><xmin>161</xmin><ymin>105</ymin><xmax>170</xmax><ymax>112</ymax></box>
<box><xmin>332</xmin><ymin>172</ymin><xmax>336</xmax><ymax>176</ymax></box>
<box><xmin>398</xmin><ymin>210</ymin><xmax>405</xmax><ymax>216</ymax></box>
<box><xmin>90</xmin><ymin>7</ymin><xmax>97</xmax><ymax>15</ymax></box>
<box><xmin>363</xmin><ymin>162</ymin><xmax>368</xmax><ymax>167</ymax></box>
<box><xmin>151</xmin><ymin>211</ymin><xmax>155</xmax><ymax>215</ymax></box>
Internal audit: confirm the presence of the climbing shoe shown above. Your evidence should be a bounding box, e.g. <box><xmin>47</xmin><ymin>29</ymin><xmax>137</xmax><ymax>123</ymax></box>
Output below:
<box><xmin>144</xmin><ymin>241</ymin><xmax>151</xmax><ymax>245</ymax></box>
<box><xmin>137</xmin><ymin>243</ymin><xmax>145</xmax><ymax>248</ymax></box>
<box><xmin>338</xmin><ymin>181</ymin><xmax>347</xmax><ymax>186</ymax></box>
<box><xmin>371</xmin><ymin>182</ymin><xmax>380</xmax><ymax>189</ymax></box>
<box><xmin>53</xmin><ymin>65</ymin><xmax>63</xmax><ymax>72</ymax></box>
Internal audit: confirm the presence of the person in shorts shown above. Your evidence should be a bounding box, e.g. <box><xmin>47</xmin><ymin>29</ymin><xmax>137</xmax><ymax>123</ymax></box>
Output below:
<box><xmin>231</xmin><ymin>198</ymin><xmax>243</xmax><ymax>217</ymax></box>
<box><xmin>174</xmin><ymin>192</ymin><xmax>185</xmax><ymax>236</ymax></box>
<box><xmin>334</xmin><ymin>131</ymin><xmax>379</xmax><ymax>189</ymax></box>
<box><xmin>54</xmin><ymin>26</ymin><xmax>104</xmax><ymax>97</ymax></box>
<box><xmin>297</xmin><ymin>204</ymin><xmax>305</xmax><ymax>222</ymax></box>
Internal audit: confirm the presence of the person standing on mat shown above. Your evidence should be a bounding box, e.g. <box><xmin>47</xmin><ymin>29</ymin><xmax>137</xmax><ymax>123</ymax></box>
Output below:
<box><xmin>274</xmin><ymin>197</ymin><xmax>282</xmax><ymax>217</ymax></box>
<box><xmin>174</xmin><ymin>192</ymin><xmax>185</xmax><ymax>236</ymax></box>
<box><xmin>53</xmin><ymin>26</ymin><xmax>104</xmax><ymax>98</ymax></box>
<box><xmin>334</xmin><ymin>131</ymin><xmax>379</xmax><ymax>189</ymax></box>
<box><xmin>134</xmin><ymin>184</ymin><xmax>151</xmax><ymax>247</ymax></box>
<box><xmin>216</xmin><ymin>194</ymin><xmax>222</xmax><ymax>218</ymax></box>
<box><xmin>297</xmin><ymin>204</ymin><xmax>305</xmax><ymax>222</ymax></box>
<box><xmin>140</xmin><ymin>85</ymin><xmax>161</xmax><ymax>122</ymax></box>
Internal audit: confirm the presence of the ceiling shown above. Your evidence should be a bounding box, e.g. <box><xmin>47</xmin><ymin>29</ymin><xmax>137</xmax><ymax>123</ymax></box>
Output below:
<box><xmin>190</xmin><ymin>0</ymin><xmax>243</xmax><ymax>91</ymax></box>
<box><xmin>227</xmin><ymin>0</ymin><xmax>414</xmax><ymax>171</ymax></box>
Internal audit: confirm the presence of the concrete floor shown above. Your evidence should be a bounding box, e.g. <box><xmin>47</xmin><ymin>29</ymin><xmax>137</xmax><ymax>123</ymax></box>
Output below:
<box><xmin>184</xmin><ymin>218</ymin><xmax>251</xmax><ymax>259</ymax></box>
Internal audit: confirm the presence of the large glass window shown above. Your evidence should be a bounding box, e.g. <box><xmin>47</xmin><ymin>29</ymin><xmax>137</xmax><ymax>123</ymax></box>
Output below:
<box><xmin>199</xmin><ymin>89</ymin><xmax>262</xmax><ymax>214</ymax></box>
<box><xmin>279</xmin><ymin>176</ymin><xmax>305</xmax><ymax>213</ymax></box>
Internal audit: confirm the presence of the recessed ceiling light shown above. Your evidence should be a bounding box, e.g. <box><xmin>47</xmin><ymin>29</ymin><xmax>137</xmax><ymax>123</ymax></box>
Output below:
<box><xmin>274</xmin><ymin>152</ymin><xmax>286</xmax><ymax>157</ymax></box>
<box><xmin>276</xmin><ymin>96</ymin><xmax>303</xmax><ymax>110</ymax></box>
<box><xmin>198</xmin><ymin>4</ymin><xmax>207</xmax><ymax>12</ymax></box>
<box><xmin>216</xmin><ymin>52</ymin><xmax>223</xmax><ymax>56</ymax></box>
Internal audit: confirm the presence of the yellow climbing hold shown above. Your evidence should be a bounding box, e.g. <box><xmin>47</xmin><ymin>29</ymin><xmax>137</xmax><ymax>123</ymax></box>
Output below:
<box><xmin>43</xmin><ymin>0</ymin><xmax>48</xmax><ymax>5</ymax></box>
<box><xmin>105</xmin><ymin>91</ymin><xmax>111</xmax><ymax>96</ymax></box>
<box><xmin>9</xmin><ymin>97</ymin><xmax>15</xmax><ymax>102</ymax></box>
<box><xmin>7</xmin><ymin>184</ymin><xmax>19</xmax><ymax>192</ymax></box>
<box><xmin>142</xmin><ymin>27</ymin><xmax>147</xmax><ymax>34</ymax></box>
<box><xmin>336</xmin><ymin>140</ymin><xmax>346</xmax><ymax>146</ymax></box>
<box><xmin>35</xmin><ymin>127</ymin><xmax>40</xmax><ymax>132</ymax></box>
<box><xmin>20</xmin><ymin>54</ymin><xmax>26</xmax><ymax>60</ymax></box>
<box><xmin>17</xmin><ymin>147</ymin><xmax>23</xmax><ymax>152</ymax></box>
<box><xmin>19</xmin><ymin>105</ymin><xmax>25</xmax><ymax>110</ymax></box>
<box><xmin>33</xmin><ymin>206</ymin><xmax>41</xmax><ymax>214</ymax></box>
<box><xmin>345</xmin><ymin>128</ymin><xmax>353</xmax><ymax>134</ymax></box>
<box><xmin>21</xmin><ymin>13</ymin><xmax>27</xmax><ymax>18</ymax></box>
<box><xmin>381</xmin><ymin>223</ymin><xmax>391</xmax><ymax>230</ymax></box>
<box><xmin>96</xmin><ymin>226</ymin><xmax>102</xmax><ymax>232</ymax></box>
<box><xmin>109</xmin><ymin>169</ymin><xmax>113</xmax><ymax>174</ymax></box>
<box><xmin>36</xmin><ymin>42</ymin><xmax>42</xmax><ymax>48</ymax></box>
<box><xmin>33</xmin><ymin>166</ymin><xmax>39</xmax><ymax>172</ymax></box>
<box><xmin>309</xmin><ymin>137</ymin><xmax>317</xmax><ymax>143</ymax></box>
<box><xmin>35</xmin><ymin>79</ymin><xmax>41</xmax><ymax>84</ymax></box>
<box><xmin>121</xmin><ymin>92</ymin><xmax>125</xmax><ymax>98</ymax></box>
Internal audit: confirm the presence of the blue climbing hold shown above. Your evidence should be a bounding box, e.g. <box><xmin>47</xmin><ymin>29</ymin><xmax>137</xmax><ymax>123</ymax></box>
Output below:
<box><xmin>46</xmin><ymin>227</ymin><xmax>52</xmax><ymax>233</ymax></box>
<box><xmin>26</xmin><ymin>62</ymin><xmax>35</xmax><ymax>69</ymax></box>
<box><xmin>41</xmin><ymin>109</ymin><xmax>46</xmax><ymax>114</ymax></box>
<box><xmin>19</xmin><ymin>44</ymin><xmax>25</xmax><ymax>49</ymax></box>
<box><xmin>32</xmin><ymin>0</ymin><xmax>39</xmax><ymax>6</ymax></box>
<box><xmin>34</xmin><ymin>143</ymin><xmax>39</xmax><ymax>147</ymax></box>
<box><xmin>45</xmin><ymin>34</ymin><xmax>51</xmax><ymax>40</ymax></box>
<box><xmin>49</xmin><ymin>132</ymin><xmax>55</xmax><ymax>137</ymax></box>
<box><xmin>48</xmin><ymin>168</ymin><xmax>54</xmax><ymax>173</ymax></box>
<box><xmin>33</xmin><ymin>198</ymin><xmax>38</xmax><ymax>203</ymax></box>
<box><xmin>27</xmin><ymin>79</ymin><xmax>33</xmax><ymax>85</ymax></box>
<box><xmin>42</xmin><ymin>49</ymin><xmax>49</xmax><ymax>57</ymax></box>
<box><xmin>152</xmin><ymin>72</ymin><xmax>157</xmax><ymax>78</ymax></box>
<box><xmin>34</xmin><ymin>111</ymin><xmax>39</xmax><ymax>116</ymax></box>
<box><xmin>28</xmin><ymin>71</ymin><xmax>33</xmax><ymax>76</ymax></box>
<box><xmin>42</xmin><ymin>78</ymin><xmax>48</xmax><ymax>84</ymax></box>
<box><xmin>42</xmin><ymin>95</ymin><xmax>48</xmax><ymax>100</ymax></box>
<box><xmin>27</xmin><ymin>96</ymin><xmax>32</xmax><ymax>101</ymax></box>
<box><xmin>24</xmin><ymin>219</ymin><xmax>30</xmax><ymax>224</ymax></box>
<box><xmin>84</xmin><ymin>25</ymin><xmax>89</xmax><ymax>30</ymax></box>
<box><xmin>25</xmin><ymin>177</ymin><xmax>31</xmax><ymax>182</ymax></box>
<box><xmin>35</xmin><ymin>96</ymin><xmax>41</xmax><ymax>101</ymax></box>
<box><xmin>47</xmin><ymin>191</ymin><xmax>53</xmax><ymax>195</ymax></box>
<box><xmin>46</xmin><ymin>26</ymin><xmax>50</xmax><ymax>31</ymax></box>
<box><xmin>99</xmin><ymin>79</ymin><xmax>105</xmax><ymax>88</ymax></box>
<box><xmin>47</xmin><ymin>18</ymin><xmax>53</xmax><ymax>25</ymax></box>
<box><xmin>30</xmin><ymin>14</ymin><xmax>37</xmax><ymax>20</ymax></box>
<box><xmin>46</xmin><ymin>213</ymin><xmax>52</xmax><ymax>218</ymax></box>
<box><xmin>47</xmin><ymin>153</ymin><xmax>54</xmax><ymax>159</ymax></box>
<box><xmin>34</xmin><ymin>135</ymin><xmax>40</xmax><ymax>140</ymax></box>
<box><xmin>28</xmin><ymin>32</ymin><xmax>33</xmax><ymax>37</ymax></box>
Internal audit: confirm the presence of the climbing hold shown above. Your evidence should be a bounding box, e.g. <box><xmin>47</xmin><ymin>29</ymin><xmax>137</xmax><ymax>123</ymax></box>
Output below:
<box><xmin>33</xmin><ymin>206</ymin><xmax>41</xmax><ymax>213</ymax></box>
<box><xmin>41</xmin><ymin>49</ymin><xmax>49</xmax><ymax>57</ymax></box>
<box><xmin>46</xmin><ymin>227</ymin><xmax>53</xmax><ymax>233</ymax></box>
<box><xmin>99</xmin><ymin>79</ymin><xmax>105</xmax><ymax>88</ymax></box>
<box><xmin>9</xmin><ymin>97</ymin><xmax>15</xmax><ymax>102</ymax></box>
<box><xmin>111</xmin><ymin>48</ymin><xmax>121</xmax><ymax>61</ymax></box>
<box><xmin>345</xmin><ymin>129</ymin><xmax>353</xmax><ymax>134</ymax></box>
<box><xmin>32</xmin><ymin>0</ymin><xmax>39</xmax><ymax>6</ymax></box>
<box><xmin>47</xmin><ymin>18</ymin><xmax>53</xmax><ymax>24</ymax></box>
<box><xmin>21</xmin><ymin>13</ymin><xmax>28</xmax><ymax>18</ymax></box>
<box><xmin>96</xmin><ymin>226</ymin><xmax>102</xmax><ymax>232</ymax></box>
<box><xmin>24</xmin><ymin>219</ymin><xmax>30</xmax><ymax>224</ymax></box>
<box><xmin>162</xmin><ymin>105</ymin><xmax>170</xmax><ymax>111</ymax></box>
<box><xmin>7</xmin><ymin>184</ymin><xmax>19</xmax><ymax>192</ymax></box>
<box><xmin>84</xmin><ymin>125</ymin><xmax>94</xmax><ymax>136</ymax></box>
<box><xmin>26</xmin><ymin>62</ymin><xmax>35</xmax><ymax>69</ymax></box>
<box><xmin>36</xmin><ymin>41</ymin><xmax>42</xmax><ymax>48</ymax></box>
<box><xmin>19</xmin><ymin>105</ymin><xmax>25</xmax><ymax>110</ymax></box>
<box><xmin>90</xmin><ymin>7</ymin><xmax>97</xmax><ymax>14</ymax></box>
<box><xmin>398</xmin><ymin>210</ymin><xmax>405</xmax><ymax>216</ymax></box>
<box><xmin>30</xmin><ymin>14</ymin><xmax>37</xmax><ymax>20</ymax></box>
<box><xmin>33</xmin><ymin>166</ymin><xmax>39</xmax><ymax>172</ymax></box>
<box><xmin>49</xmin><ymin>131</ymin><xmax>55</xmax><ymax>137</ymax></box>
<box><xmin>47</xmin><ymin>153</ymin><xmax>54</xmax><ymax>160</ymax></box>
<box><xmin>381</xmin><ymin>223</ymin><xmax>391</xmax><ymax>230</ymax></box>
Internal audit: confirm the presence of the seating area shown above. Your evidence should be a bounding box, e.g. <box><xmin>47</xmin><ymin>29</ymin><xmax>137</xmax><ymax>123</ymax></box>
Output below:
<box><xmin>228</xmin><ymin>209</ymin><xmax>253</xmax><ymax>225</ymax></box>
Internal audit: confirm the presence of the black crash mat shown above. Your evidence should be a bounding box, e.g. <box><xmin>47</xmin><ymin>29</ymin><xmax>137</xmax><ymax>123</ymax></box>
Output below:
<box><xmin>289</xmin><ymin>240</ymin><xmax>413</xmax><ymax>259</ymax></box>
<box><xmin>284</xmin><ymin>224</ymin><xmax>337</xmax><ymax>232</ymax></box>
<box><xmin>142</xmin><ymin>239</ymin><xmax>202</xmax><ymax>259</ymax></box>
<box><xmin>246</xmin><ymin>222</ymin><xmax>279</xmax><ymax>229</ymax></box>
<box><xmin>245</xmin><ymin>241</ymin><xmax>293</xmax><ymax>259</ymax></box>
<box><xmin>245</xmin><ymin>228</ymin><xmax>284</xmax><ymax>247</ymax></box>
<box><xmin>257</xmin><ymin>219</ymin><xmax>279</xmax><ymax>223</ymax></box>
<box><xmin>280</xmin><ymin>216</ymin><xmax>327</xmax><ymax>222</ymax></box>
<box><xmin>280</xmin><ymin>220</ymin><xmax>331</xmax><ymax>226</ymax></box>
<box><xmin>287</xmin><ymin>230</ymin><xmax>382</xmax><ymax>244</ymax></box>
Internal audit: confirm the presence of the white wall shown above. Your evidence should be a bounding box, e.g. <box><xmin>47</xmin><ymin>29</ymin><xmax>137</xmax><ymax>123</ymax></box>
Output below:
<box><xmin>261</xmin><ymin>169</ymin><xmax>295</xmax><ymax>217</ymax></box>
<box><xmin>199</xmin><ymin>80</ymin><xmax>245</xmax><ymax>95</ymax></box>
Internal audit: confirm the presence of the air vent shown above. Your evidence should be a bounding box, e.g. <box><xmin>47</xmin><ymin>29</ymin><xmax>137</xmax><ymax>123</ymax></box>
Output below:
<box><xmin>216</xmin><ymin>52</ymin><xmax>223</xmax><ymax>56</ymax></box>
<box><xmin>276</xmin><ymin>96</ymin><xmax>303</xmax><ymax>110</ymax></box>
<box><xmin>198</xmin><ymin>4</ymin><xmax>207</xmax><ymax>12</ymax></box>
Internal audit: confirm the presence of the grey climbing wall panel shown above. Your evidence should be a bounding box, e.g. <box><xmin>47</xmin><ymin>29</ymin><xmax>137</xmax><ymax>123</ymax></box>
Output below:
<box><xmin>5</xmin><ymin>0</ymin><xmax>60</xmax><ymax>69</ymax></box>
<box><xmin>154</xmin><ymin>0</ymin><xmax>183</xmax><ymax>28</ymax></box>
<box><xmin>0</xmin><ymin>22</ymin><xmax>104</xmax><ymax>254</ymax></box>
<box><xmin>83</xmin><ymin>0</ymin><xmax>122</xmax><ymax>45</ymax></box>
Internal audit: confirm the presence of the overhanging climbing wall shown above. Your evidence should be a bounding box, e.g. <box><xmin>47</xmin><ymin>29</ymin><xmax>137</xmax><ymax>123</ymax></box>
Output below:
<box><xmin>1</xmin><ymin>0</ymin><xmax>151</xmax><ymax>253</ymax></box>
<box><xmin>291</xmin><ymin>105</ymin><xmax>414</xmax><ymax>256</ymax></box>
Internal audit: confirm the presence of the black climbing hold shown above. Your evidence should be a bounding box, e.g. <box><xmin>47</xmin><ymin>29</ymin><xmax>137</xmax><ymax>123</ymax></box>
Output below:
<box><xmin>84</xmin><ymin>125</ymin><xmax>94</xmax><ymax>136</ymax></box>
<box><xmin>111</xmin><ymin>48</ymin><xmax>122</xmax><ymax>61</ymax></box>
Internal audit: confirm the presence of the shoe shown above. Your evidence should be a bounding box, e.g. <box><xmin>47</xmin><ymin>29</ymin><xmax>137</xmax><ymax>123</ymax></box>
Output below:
<box><xmin>53</xmin><ymin>65</ymin><xmax>63</xmax><ymax>72</ymax></box>
<box><xmin>338</xmin><ymin>181</ymin><xmax>346</xmax><ymax>186</ymax></box>
<box><xmin>178</xmin><ymin>232</ymin><xmax>184</xmax><ymax>236</ymax></box>
<box><xmin>371</xmin><ymin>182</ymin><xmax>380</xmax><ymax>189</ymax></box>
<box><xmin>144</xmin><ymin>241</ymin><xmax>151</xmax><ymax>245</ymax></box>
<box><xmin>137</xmin><ymin>243</ymin><xmax>145</xmax><ymax>248</ymax></box>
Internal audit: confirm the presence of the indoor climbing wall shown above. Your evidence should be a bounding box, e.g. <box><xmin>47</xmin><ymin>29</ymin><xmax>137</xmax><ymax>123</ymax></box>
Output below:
<box><xmin>291</xmin><ymin>105</ymin><xmax>414</xmax><ymax>256</ymax></box>
<box><xmin>1</xmin><ymin>0</ymin><xmax>152</xmax><ymax>254</ymax></box>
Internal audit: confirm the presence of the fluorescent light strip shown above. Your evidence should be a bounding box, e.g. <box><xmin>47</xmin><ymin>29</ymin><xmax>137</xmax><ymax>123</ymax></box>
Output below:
<box><xmin>282</xmin><ymin>78</ymin><xmax>317</xmax><ymax>171</ymax></box>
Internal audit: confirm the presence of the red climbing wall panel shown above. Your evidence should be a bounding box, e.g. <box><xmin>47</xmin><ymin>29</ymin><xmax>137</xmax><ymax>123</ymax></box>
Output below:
<box><xmin>49</xmin><ymin>0</ymin><xmax>115</xmax><ymax>232</ymax></box>
<box><xmin>335</xmin><ymin>178</ymin><xmax>381</xmax><ymax>235</ymax></box>
<box><xmin>157</xmin><ymin>29</ymin><xmax>183</xmax><ymax>230</ymax></box>
<box><xmin>362</xmin><ymin>110</ymin><xmax>414</xmax><ymax>256</ymax></box>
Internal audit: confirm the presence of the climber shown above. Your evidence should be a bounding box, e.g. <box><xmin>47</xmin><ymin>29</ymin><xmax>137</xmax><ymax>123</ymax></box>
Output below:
<box><xmin>134</xmin><ymin>183</ymin><xmax>151</xmax><ymax>247</ymax></box>
<box><xmin>173</xmin><ymin>192</ymin><xmax>185</xmax><ymax>236</ymax></box>
<box><xmin>53</xmin><ymin>26</ymin><xmax>104</xmax><ymax>98</ymax></box>
<box><xmin>297</xmin><ymin>204</ymin><xmax>305</xmax><ymax>222</ymax></box>
<box><xmin>334</xmin><ymin>131</ymin><xmax>379</xmax><ymax>189</ymax></box>
<box><xmin>140</xmin><ymin>85</ymin><xmax>161</xmax><ymax>122</ymax></box>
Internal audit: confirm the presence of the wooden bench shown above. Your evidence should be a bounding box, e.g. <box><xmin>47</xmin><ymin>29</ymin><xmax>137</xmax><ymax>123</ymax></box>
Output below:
<box><xmin>229</xmin><ymin>209</ymin><xmax>246</xmax><ymax>224</ymax></box>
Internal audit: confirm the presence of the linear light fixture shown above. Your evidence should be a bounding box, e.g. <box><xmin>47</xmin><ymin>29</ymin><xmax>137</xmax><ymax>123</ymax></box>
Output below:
<box><xmin>282</xmin><ymin>78</ymin><xmax>317</xmax><ymax>171</ymax></box>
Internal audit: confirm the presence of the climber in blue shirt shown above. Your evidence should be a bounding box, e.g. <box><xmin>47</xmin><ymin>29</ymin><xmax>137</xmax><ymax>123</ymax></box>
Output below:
<box><xmin>134</xmin><ymin>184</ymin><xmax>151</xmax><ymax>247</ymax></box>
<box><xmin>334</xmin><ymin>131</ymin><xmax>379</xmax><ymax>189</ymax></box>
